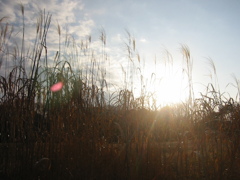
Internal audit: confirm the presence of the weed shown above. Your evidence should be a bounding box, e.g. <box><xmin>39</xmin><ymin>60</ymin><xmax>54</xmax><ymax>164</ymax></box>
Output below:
<box><xmin>0</xmin><ymin>6</ymin><xmax>240</xmax><ymax>180</ymax></box>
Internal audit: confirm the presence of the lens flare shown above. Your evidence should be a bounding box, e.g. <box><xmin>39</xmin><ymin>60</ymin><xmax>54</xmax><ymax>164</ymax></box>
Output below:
<box><xmin>50</xmin><ymin>82</ymin><xmax>63</xmax><ymax>92</ymax></box>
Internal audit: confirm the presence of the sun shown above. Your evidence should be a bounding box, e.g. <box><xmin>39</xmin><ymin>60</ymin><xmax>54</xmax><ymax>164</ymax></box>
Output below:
<box><xmin>156</xmin><ymin>75</ymin><xmax>187</xmax><ymax>105</ymax></box>
<box><xmin>145</xmin><ymin>69</ymin><xmax>189</xmax><ymax>107</ymax></box>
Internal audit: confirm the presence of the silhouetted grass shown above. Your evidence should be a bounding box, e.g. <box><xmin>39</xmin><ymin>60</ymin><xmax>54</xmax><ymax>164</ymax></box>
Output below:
<box><xmin>0</xmin><ymin>6</ymin><xmax>240</xmax><ymax>180</ymax></box>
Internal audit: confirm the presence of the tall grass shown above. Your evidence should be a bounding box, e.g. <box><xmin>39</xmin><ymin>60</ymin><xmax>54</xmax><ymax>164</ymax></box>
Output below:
<box><xmin>0</xmin><ymin>7</ymin><xmax>240</xmax><ymax>180</ymax></box>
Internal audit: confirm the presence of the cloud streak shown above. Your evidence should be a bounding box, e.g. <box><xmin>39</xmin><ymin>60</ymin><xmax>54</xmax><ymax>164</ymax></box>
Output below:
<box><xmin>0</xmin><ymin>0</ymin><xmax>96</xmax><ymax>73</ymax></box>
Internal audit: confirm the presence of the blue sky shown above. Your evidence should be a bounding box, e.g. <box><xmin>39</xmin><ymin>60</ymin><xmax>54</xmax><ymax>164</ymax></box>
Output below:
<box><xmin>1</xmin><ymin>0</ymin><xmax>240</xmax><ymax>105</ymax></box>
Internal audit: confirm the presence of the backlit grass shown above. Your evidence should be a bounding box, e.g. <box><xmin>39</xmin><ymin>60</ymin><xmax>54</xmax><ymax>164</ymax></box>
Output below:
<box><xmin>0</xmin><ymin>7</ymin><xmax>240</xmax><ymax>180</ymax></box>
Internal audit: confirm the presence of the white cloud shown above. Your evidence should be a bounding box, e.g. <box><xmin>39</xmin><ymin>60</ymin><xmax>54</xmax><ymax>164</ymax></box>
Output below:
<box><xmin>67</xmin><ymin>18</ymin><xmax>95</xmax><ymax>38</ymax></box>
<box><xmin>0</xmin><ymin>0</ymin><xmax>91</xmax><ymax>39</ymax></box>
<box><xmin>139</xmin><ymin>38</ymin><xmax>147</xmax><ymax>43</ymax></box>
<box><xmin>0</xmin><ymin>0</ymin><xmax>95</xmax><ymax>68</ymax></box>
<box><xmin>111</xmin><ymin>33</ymin><xmax>122</xmax><ymax>43</ymax></box>
<box><xmin>0</xmin><ymin>0</ymin><xmax>18</xmax><ymax>21</ymax></box>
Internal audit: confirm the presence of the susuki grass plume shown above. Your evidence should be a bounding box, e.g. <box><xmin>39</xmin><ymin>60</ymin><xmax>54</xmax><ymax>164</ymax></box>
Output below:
<box><xmin>0</xmin><ymin>5</ymin><xmax>240</xmax><ymax>180</ymax></box>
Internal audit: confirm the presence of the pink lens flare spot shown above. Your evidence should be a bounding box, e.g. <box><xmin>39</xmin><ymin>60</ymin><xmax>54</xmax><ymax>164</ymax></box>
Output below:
<box><xmin>50</xmin><ymin>82</ymin><xmax>63</xmax><ymax>92</ymax></box>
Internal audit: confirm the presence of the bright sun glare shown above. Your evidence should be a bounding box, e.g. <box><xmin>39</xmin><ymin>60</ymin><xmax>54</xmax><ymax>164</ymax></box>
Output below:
<box><xmin>156</xmin><ymin>75</ymin><xmax>187</xmax><ymax>105</ymax></box>
<box><xmin>143</xmin><ymin>64</ymin><xmax>189</xmax><ymax>107</ymax></box>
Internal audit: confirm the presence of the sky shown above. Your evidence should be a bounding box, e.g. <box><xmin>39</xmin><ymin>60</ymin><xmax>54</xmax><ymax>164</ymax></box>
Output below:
<box><xmin>0</xmin><ymin>0</ymin><xmax>240</xmax><ymax>106</ymax></box>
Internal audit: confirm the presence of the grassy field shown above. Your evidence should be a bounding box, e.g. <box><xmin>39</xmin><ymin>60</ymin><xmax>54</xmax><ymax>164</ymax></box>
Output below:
<box><xmin>0</xmin><ymin>7</ymin><xmax>240</xmax><ymax>180</ymax></box>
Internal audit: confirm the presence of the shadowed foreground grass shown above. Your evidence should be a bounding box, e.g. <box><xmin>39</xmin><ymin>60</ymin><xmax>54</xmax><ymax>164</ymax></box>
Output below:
<box><xmin>1</xmin><ymin>104</ymin><xmax>240</xmax><ymax>180</ymax></box>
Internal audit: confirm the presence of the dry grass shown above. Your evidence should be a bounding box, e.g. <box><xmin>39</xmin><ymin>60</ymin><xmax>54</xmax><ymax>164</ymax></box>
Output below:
<box><xmin>0</xmin><ymin>6</ymin><xmax>240</xmax><ymax>180</ymax></box>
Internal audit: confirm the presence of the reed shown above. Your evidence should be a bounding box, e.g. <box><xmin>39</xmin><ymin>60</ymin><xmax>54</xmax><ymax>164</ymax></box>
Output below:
<box><xmin>0</xmin><ymin>6</ymin><xmax>240</xmax><ymax>180</ymax></box>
